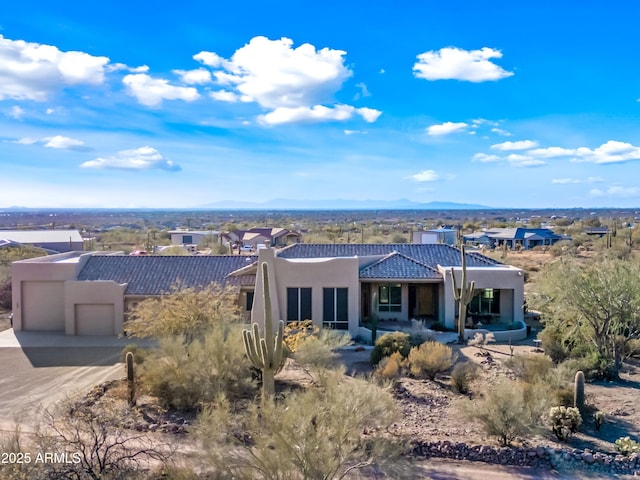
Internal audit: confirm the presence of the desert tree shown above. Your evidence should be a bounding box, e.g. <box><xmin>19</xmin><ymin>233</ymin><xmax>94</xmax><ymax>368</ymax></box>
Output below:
<box><xmin>531</xmin><ymin>255</ymin><xmax>640</xmax><ymax>377</ymax></box>
<box><xmin>126</xmin><ymin>282</ymin><xmax>241</xmax><ymax>344</ymax></box>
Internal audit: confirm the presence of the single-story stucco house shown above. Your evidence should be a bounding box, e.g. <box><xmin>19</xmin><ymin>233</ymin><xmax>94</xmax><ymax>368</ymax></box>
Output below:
<box><xmin>12</xmin><ymin>244</ymin><xmax>524</xmax><ymax>338</ymax></box>
<box><xmin>464</xmin><ymin>227</ymin><xmax>566</xmax><ymax>250</ymax></box>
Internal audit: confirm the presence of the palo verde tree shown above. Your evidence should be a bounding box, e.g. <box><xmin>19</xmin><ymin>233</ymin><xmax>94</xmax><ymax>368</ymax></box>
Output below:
<box><xmin>126</xmin><ymin>282</ymin><xmax>241</xmax><ymax>344</ymax></box>
<box><xmin>532</xmin><ymin>254</ymin><xmax>640</xmax><ymax>377</ymax></box>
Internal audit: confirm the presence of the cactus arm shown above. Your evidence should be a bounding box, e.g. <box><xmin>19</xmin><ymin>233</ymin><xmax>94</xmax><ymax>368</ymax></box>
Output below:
<box><xmin>242</xmin><ymin>262</ymin><xmax>285</xmax><ymax>401</ymax></box>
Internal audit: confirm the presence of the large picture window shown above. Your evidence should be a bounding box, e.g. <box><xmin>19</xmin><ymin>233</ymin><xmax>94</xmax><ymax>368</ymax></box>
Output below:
<box><xmin>323</xmin><ymin>287</ymin><xmax>348</xmax><ymax>330</ymax></box>
<box><xmin>470</xmin><ymin>289</ymin><xmax>500</xmax><ymax>315</ymax></box>
<box><xmin>287</xmin><ymin>287</ymin><xmax>312</xmax><ymax>322</ymax></box>
<box><xmin>379</xmin><ymin>284</ymin><xmax>402</xmax><ymax>312</ymax></box>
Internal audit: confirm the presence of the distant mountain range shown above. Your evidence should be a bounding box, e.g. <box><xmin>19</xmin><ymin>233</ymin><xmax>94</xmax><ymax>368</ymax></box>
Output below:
<box><xmin>197</xmin><ymin>198</ymin><xmax>490</xmax><ymax>210</ymax></box>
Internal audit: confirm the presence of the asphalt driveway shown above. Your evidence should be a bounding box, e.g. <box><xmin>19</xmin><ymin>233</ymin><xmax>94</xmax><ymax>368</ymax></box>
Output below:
<box><xmin>0</xmin><ymin>329</ymin><xmax>153</xmax><ymax>432</ymax></box>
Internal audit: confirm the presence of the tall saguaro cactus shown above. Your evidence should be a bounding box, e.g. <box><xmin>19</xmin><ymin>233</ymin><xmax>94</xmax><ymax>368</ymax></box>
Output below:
<box><xmin>126</xmin><ymin>351</ymin><xmax>136</xmax><ymax>407</ymax></box>
<box><xmin>243</xmin><ymin>262</ymin><xmax>285</xmax><ymax>401</ymax></box>
<box><xmin>451</xmin><ymin>245</ymin><xmax>475</xmax><ymax>344</ymax></box>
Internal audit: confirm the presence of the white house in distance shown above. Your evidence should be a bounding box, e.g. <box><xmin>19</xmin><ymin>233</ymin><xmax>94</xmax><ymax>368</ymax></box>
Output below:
<box><xmin>0</xmin><ymin>229</ymin><xmax>84</xmax><ymax>253</ymax></box>
<box><xmin>412</xmin><ymin>228</ymin><xmax>458</xmax><ymax>245</ymax></box>
<box><xmin>12</xmin><ymin>244</ymin><xmax>524</xmax><ymax>339</ymax></box>
<box><xmin>168</xmin><ymin>229</ymin><xmax>220</xmax><ymax>246</ymax></box>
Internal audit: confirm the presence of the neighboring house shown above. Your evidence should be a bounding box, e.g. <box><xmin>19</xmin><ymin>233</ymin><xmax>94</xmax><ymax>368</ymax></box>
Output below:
<box><xmin>168</xmin><ymin>229</ymin><xmax>220</xmax><ymax>246</ymax></box>
<box><xmin>12</xmin><ymin>244</ymin><xmax>524</xmax><ymax>338</ymax></box>
<box><xmin>222</xmin><ymin>227</ymin><xmax>301</xmax><ymax>249</ymax></box>
<box><xmin>0</xmin><ymin>229</ymin><xmax>84</xmax><ymax>253</ymax></box>
<box><xmin>463</xmin><ymin>227</ymin><xmax>565</xmax><ymax>250</ymax></box>
<box><xmin>583</xmin><ymin>227</ymin><xmax>610</xmax><ymax>237</ymax></box>
<box><xmin>412</xmin><ymin>228</ymin><xmax>458</xmax><ymax>245</ymax></box>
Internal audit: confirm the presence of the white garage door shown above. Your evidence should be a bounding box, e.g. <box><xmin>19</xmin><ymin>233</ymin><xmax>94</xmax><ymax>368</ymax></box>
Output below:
<box><xmin>22</xmin><ymin>281</ymin><xmax>65</xmax><ymax>331</ymax></box>
<box><xmin>75</xmin><ymin>304</ymin><xmax>115</xmax><ymax>336</ymax></box>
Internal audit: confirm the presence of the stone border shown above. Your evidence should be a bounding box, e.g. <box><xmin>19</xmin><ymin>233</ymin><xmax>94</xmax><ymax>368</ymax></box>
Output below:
<box><xmin>411</xmin><ymin>440</ymin><xmax>640</xmax><ymax>475</ymax></box>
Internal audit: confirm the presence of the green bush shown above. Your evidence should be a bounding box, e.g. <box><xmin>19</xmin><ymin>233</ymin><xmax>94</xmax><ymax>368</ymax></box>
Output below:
<box><xmin>451</xmin><ymin>361</ymin><xmax>479</xmax><ymax>394</ymax></box>
<box><xmin>407</xmin><ymin>341</ymin><xmax>457</xmax><ymax>380</ymax></box>
<box><xmin>504</xmin><ymin>354</ymin><xmax>553</xmax><ymax>384</ymax></box>
<box><xmin>548</xmin><ymin>406</ymin><xmax>582</xmax><ymax>441</ymax></box>
<box><xmin>615</xmin><ymin>436</ymin><xmax>640</xmax><ymax>456</ymax></box>
<box><xmin>374</xmin><ymin>351</ymin><xmax>406</xmax><ymax>381</ymax></box>
<box><xmin>371</xmin><ymin>332</ymin><xmax>411</xmax><ymax>365</ymax></box>
<box><xmin>462</xmin><ymin>379</ymin><xmax>535</xmax><ymax>446</ymax></box>
<box><xmin>142</xmin><ymin>324</ymin><xmax>254</xmax><ymax>410</ymax></box>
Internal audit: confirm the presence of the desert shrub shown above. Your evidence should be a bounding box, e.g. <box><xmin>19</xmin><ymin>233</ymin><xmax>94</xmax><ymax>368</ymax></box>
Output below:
<box><xmin>142</xmin><ymin>324</ymin><xmax>254</xmax><ymax>410</ymax></box>
<box><xmin>120</xmin><ymin>343</ymin><xmax>149</xmax><ymax>364</ymax></box>
<box><xmin>451</xmin><ymin>361</ymin><xmax>479</xmax><ymax>394</ymax></box>
<box><xmin>407</xmin><ymin>341</ymin><xmax>457</xmax><ymax>380</ymax></box>
<box><xmin>374</xmin><ymin>351</ymin><xmax>406</xmax><ymax>381</ymax></box>
<box><xmin>0</xmin><ymin>266</ymin><xmax>10</xmax><ymax>310</ymax></box>
<box><xmin>403</xmin><ymin>319</ymin><xmax>434</xmax><ymax>346</ymax></box>
<box><xmin>559</xmin><ymin>352</ymin><xmax>616</xmax><ymax>381</ymax></box>
<box><xmin>548</xmin><ymin>406</ymin><xmax>582</xmax><ymax>441</ymax></box>
<box><xmin>505</xmin><ymin>354</ymin><xmax>554</xmax><ymax>384</ymax></box>
<box><xmin>291</xmin><ymin>329</ymin><xmax>351</xmax><ymax>373</ymax></box>
<box><xmin>548</xmin><ymin>240</ymin><xmax>574</xmax><ymax>257</ymax></box>
<box><xmin>429</xmin><ymin>321</ymin><xmax>453</xmax><ymax>332</ymax></box>
<box><xmin>615</xmin><ymin>436</ymin><xmax>640</xmax><ymax>456</ymax></box>
<box><xmin>371</xmin><ymin>331</ymin><xmax>411</xmax><ymax>365</ymax></box>
<box><xmin>196</xmin><ymin>371</ymin><xmax>406</xmax><ymax>479</ymax></box>
<box><xmin>625</xmin><ymin>338</ymin><xmax>640</xmax><ymax>358</ymax></box>
<box><xmin>537</xmin><ymin>325</ymin><xmax>569</xmax><ymax>364</ymax></box>
<box><xmin>462</xmin><ymin>379</ymin><xmax>535</xmax><ymax>446</ymax></box>
<box><xmin>283</xmin><ymin>320</ymin><xmax>319</xmax><ymax>353</ymax></box>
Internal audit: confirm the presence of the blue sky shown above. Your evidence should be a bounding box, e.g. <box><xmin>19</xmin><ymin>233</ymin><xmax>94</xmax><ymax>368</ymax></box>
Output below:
<box><xmin>2</xmin><ymin>1</ymin><xmax>640</xmax><ymax>209</ymax></box>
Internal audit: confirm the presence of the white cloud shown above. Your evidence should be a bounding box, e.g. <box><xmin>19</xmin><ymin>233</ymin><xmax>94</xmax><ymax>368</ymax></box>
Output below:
<box><xmin>427</xmin><ymin>121</ymin><xmax>468</xmax><ymax>136</ymax></box>
<box><xmin>0</xmin><ymin>34</ymin><xmax>109</xmax><ymax>101</ymax></box>
<box><xmin>123</xmin><ymin>73</ymin><xmax>199</xmax><ymax>106</ymax></box>
<box><xmin>43</xmin><ymin>135</ymin><xmax>85</xmax><ymax>149</ymax></box>
<box><xmin>172</xmin><ymin>68</ymin><xmax>212</xmax><ymax>85</ymax></box>
<box><xmin>571</xmin><ymin>140</ymin><xmax>640</xmax><ymax>164</ymax></box>
<box><xmin>472</xmin><ymin>153</ymin><xmax>500</xmax><ymax>163</ymax></box>
<box><xmin>209</xmin><ymin>90</ymin><xmax>243</xmax><ymax>102</ymax></box>
<box><xmin>106</xmin><ymin>63</ymin><xmax>149</xmax><ymax>73</ymax></box>
<box><xmin>491</xmin><ymin>140</ymin><xmax>539</xmax><ymax>151</ymax></box>
<box><xmin>45</xmin><ymin>108</ymin><xmax>55</xmax><ymax>114</ymax></box>
<box><xmin>491</xmin><ymin>127</ymin><xmax>512</xmax><ymax>136</ymax></box>
<box><xmin>195</xmin><ymin>36</ymin><xmax>377</xmax><ymax>125</ymax></box>
<box><xmin>258</xmin><ymin>104</ymin><xmax>381</xmax><ymax>125</ymax></box>
<box><xmin>354</xmin><ymin>82</ymin><xmax>370</xmax><ymax>100</ymax></box>
<box><xmin>193</xmin><ymin>51</ymin><xmax>226</xmax><ymax>68</ymax></box>
<box><xmin>590</xmin><ymin>185</ymin><xmax>640</xmax><ymax>198</ymax></box>
<box><xmin>344</xmin><ymin>129</ymin><xmax>367</xmax><ymax>135</ymax></box>
<box><xmin>506</xmin><ymin>154</ymin><xmax>546</xmax><ymax>167</ymax></box>
<box><xmin>413</xmin><ymin>47</ymin><xmax>514</xmax><ymax>82</ymax></box>
<box><xmin>9</xmin><ymin>106</ymin><xmax>25</xmax><ymax>119</ymax></box>
<box><xmin>13</xmin><ymin>137</ymin><xmax>37</xmax><ymax>145</ymax></box>
<box><xmin>80</xmin><ymin>146</ymin><xmax>180</xmax><ymax>171</ymax></box>
<box><xmin>551</xmin><ymin>178</ymin><xmax>581</xmax><ymax>184</ymax></box>
<box><xmin>410</xmin><ymin>170</ymin><xmax>439</xmax><ymax>182</ymax></box>
<box><xmin>528</xmin><ymin>146</ymin><xmax>576</xmax><ymax>158</ymax></box>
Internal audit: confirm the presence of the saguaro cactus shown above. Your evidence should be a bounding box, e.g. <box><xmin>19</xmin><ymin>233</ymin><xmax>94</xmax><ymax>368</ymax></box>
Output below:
<box><xmin>574</xmin><ymin>370</ymin><xmax>585</xmax><ymax>412</ymax></box>
<box><xmin>243</xmin><ymin>262</ymin><xmax>285</xmax><ymax>400</ymax></box>
<box><xmin>451</xmin><ymin>245</ymin><xmax>475</xmax><ymax>344</ymax></box>
<box><xmin>126</xmin><ymin>351</ymin><xmax>136</xmax><ymax>406</ymax></box>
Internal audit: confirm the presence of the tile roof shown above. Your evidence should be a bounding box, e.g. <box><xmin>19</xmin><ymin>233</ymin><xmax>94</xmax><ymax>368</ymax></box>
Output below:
<box><xmin>77</xmin><ymin>255</ymin><xmax>257</xmax><ymax>295</ymax></box>
<box><xmin>359</xmin><ymin>251</ymin><xmax>441</xmax><ymax>280</ymax></box>
<box><xmin>277</xmin><ymin>243</ymin><xmax>499</xmax><ymax>269</ymax></box>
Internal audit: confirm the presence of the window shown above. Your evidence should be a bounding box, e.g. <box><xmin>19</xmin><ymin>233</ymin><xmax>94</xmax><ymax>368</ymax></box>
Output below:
<box><xmin>323</xmin><ymin>288</ymin><xmax>348</xmax><ymax>330</ymax></box>
<box><xmin>470</xmin><ymin>289</ymin><xmax>500</xmax><ymax>315</ymax></box>
<box><xmin>245</xmin><ymin>291</ymin><xmax>254</xmax><ymax>311</ymax></box>
<box><xmin>182</xmin><ymin>235</ymin><xmax>193</xmax><ymax>244</ymax></box>
<box><xmin>287</xmin><ymin>287</ymin><xmax>312</xmax><ymax>322</ymax></box>
<box><xmin>378</xmin><ymin>284</ymin><xmax>402</xmax><ymax>312</ymax></box>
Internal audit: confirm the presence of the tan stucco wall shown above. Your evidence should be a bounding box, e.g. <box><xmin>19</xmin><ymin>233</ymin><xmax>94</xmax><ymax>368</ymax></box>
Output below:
<box><xmin>253</xmin><ymin>248</ymin><xmax>361</xmax><ymax>337</ymax></box>
<box><xmin>11</xmin><ymin>252</ymin><xmax>94</xmax><ymax>331</ymax></box>
<box><xmin>64</xmin><ymin>280</ymin><xmax>126</xmax><ymax>335</ymax></box>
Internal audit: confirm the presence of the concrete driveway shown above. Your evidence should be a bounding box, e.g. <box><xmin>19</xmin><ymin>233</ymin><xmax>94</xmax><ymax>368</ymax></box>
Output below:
<box><xmin>0</xmin><ymin>329</ymin><xmax>153</xmax><ymax>432</ymax></box>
